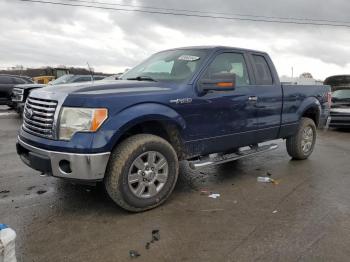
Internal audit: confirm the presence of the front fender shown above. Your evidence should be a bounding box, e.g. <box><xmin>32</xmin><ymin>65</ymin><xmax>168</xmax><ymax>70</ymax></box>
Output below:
<box><xmin>91</xmin><ymin>103</ymin><xmax>186</xmax><ymax>152</ymax></box>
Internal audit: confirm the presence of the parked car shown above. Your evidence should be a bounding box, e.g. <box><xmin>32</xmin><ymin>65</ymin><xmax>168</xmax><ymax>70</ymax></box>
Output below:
<box><xmin>16</xmin><ymin>46</ymin><xmax>331</xmax><ymax>212</ymax></box>
<box><xmin>329</xmin><ymin>88</ymin><xmax>350</xmax><ymax>128</ymax></box>
<box><xmin>0</xmin><ymin>74</ymin><xmax>33</xmax><ymax>107</ymax></box>
<box><xmin>48</xmin><ymin>74</ymin><xmax>106</xmax><ymax>85</ymax></box>
<box><xmin>103</xmin><ymin>73</ymin><xmax>124</xmax><ymax>81</ymax></box>
<box><xmin>12</xmin><ymin>74</ymin><xmax>105</xmax><ymax>114</ymax></box>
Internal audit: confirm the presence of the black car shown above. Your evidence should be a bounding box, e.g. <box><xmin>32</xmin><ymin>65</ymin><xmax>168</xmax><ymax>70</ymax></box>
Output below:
<box><xmin>12</xmin><ymin>74</ymin><xmax>105</xmax><ymax>113</ymax></box>
<box><xmin>329</xmin><ymin>88</ymin><xmax>350</xmax><ymax>128</ymax></box>
<box><xmin>0</xmin><ymin>74</ymin><xmax>33</xmax><ymax>106</ymax></box>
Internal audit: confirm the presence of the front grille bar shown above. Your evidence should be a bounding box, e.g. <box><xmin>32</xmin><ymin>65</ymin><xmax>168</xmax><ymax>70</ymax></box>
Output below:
<box><xmin>22</xmin><ymin>96</ymin><xmax>58</xmax><ymax>139</ymax></box>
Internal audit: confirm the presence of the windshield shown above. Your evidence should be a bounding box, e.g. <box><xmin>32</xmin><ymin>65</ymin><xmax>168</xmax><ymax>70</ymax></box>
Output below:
<box><xmin>49</xmin><ymin>74</ymin><xmax>74</xmax><ymax>85</ymax></box>
<box><xmin>332</xmin><ymin>89</ymin><xmax>350</xmax><ymax>101</ymax></box>
<box><xmin>121</xmin><ymin>49</ymin><xmax>208</xmax><ymax>82</ymax></box>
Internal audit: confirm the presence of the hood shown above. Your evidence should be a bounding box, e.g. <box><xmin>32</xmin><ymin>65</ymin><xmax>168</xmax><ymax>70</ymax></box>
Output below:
<box><xmin>30</xmin><ymin>80</ymin><xmax>171</xmax><ymax>97</ymax></box>
<box><xmin>15</xmin><ymin>83</ymin><xmax>47</xmax><ymax>90</ymax></box>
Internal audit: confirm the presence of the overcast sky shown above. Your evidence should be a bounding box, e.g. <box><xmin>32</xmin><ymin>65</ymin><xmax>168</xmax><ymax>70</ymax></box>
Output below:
<box><xmin>1</xmin><ymin>0</ymin><xmax>350</xmax><ymax>80</ymax></box>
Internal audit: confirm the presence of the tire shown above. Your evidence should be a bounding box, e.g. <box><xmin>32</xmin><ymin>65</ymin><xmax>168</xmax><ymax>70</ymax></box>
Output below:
<box><xmin>286</xmin><ymin>117</ymin><xmax>317</xmax><ymax>160</ymax></box>
<box><xmin>104</xmin><ymin>134</ymin><xmax>179</xmax><ymax>212</ymax></box>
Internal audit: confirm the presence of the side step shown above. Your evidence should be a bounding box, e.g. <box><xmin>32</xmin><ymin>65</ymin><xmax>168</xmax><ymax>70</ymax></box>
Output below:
<box><xmin>188</xmin><ymin>144</ymin><xmax>278</xmax><ymax>169</ymax></box>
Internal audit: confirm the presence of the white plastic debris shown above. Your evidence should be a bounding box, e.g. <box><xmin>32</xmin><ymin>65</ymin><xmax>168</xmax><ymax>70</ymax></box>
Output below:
<box><xmin>272</xmin><ymin>210</ymin><xmax>278</xmax><ymax>214</ymax></box>
<box><xmin>208</xmin><ymin>193</ymin><xmax>220</xmax><ymax>199</ymax></box>
<box><xmin>0</xmin><ymin>224</ymin><xmax>17</xmax><ymax>262</ymax></box>
<box><xmin>257</xmin><ymin>177</ymin><xmax>273</xmax><ymax>183</ymax></box>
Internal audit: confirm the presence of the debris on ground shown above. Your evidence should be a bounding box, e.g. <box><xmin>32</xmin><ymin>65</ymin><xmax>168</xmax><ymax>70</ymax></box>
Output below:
<box><xmin>0</xmin><ymin>224</ymin><xmax>16</xmax><ymax>262</ymax></box>
<box><xmin>208</xmin><ymin>193</ymin><xmax>220</xmax><ymax>199</ymax></box>
<box><xmin>257</xmin><ymin>177</ymin><xmax>273</xmax><ymax>183</ymax></box>
<box><xmin>200</xmin><ymin>190</ymin><xmax>211</xmax><ymax>195</ymax></box>
<box><xmin>272</xmin><ymin>210</ymin><xmax>278</xmax><ymax>214</ymax></box>
<box><xmin>36</xmin><ymin>190</ymin><xmax>47</xmax><ymax>195</ymax></box>
<box><xmin>266</xmin><ymin>172</ymin><xmax>273</xmax><ymax>177</ymax></box>
<box><xmin>144</xmin><ymin>230</ymin><xmax>160</xmax><ymax>250</ymax></box>
<box><xmin>257</xmin><ymin>177</ymin><xmax>280</xmax><ymax>185</ymax></box>
<box><xmin>152</xmin><ymin>229</ymin><xmax>160</xmax><ymax>242</ymax></box>
<box><xmin>200</xmin><ymin>190</ymin><xmax>221</xmax><ymax>198</ymax></box>
<box><xmin>27</xmin><ymin>186</ymin><xmax>36</xmax><ymax>191</ymax></box>
<box><xmin>129</xmin><ymin>250</ymin><xmax>140</xmax><ymax>259</ymax></box>
<box><xmin>200</xmin><ymin>209</ymin><xmax>224</xmax><ymax>212</ymax></box>
<box><xmin>0</xmin><ymin>190</ymin><xmax>10</xmax><ymax>194</ymax></box>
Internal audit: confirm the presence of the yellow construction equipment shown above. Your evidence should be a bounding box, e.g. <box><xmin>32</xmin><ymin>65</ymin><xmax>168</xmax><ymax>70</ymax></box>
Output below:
<box><xmin>33</xmin><ymin>68</ymin><xmax>70</xmax><ymax>84</ymax></box>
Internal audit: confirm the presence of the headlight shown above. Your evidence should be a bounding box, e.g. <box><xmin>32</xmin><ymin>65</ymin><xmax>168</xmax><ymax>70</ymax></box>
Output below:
<box><xmin>59</xmin><ymin>107</ymin><xmax>108</xmax><ymax>140</ymax></box>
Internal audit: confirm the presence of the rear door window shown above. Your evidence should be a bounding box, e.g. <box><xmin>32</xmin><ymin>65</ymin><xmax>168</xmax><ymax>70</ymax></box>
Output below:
<box><xmin>252</xmin><ymin>55</ymin><xmax>273</xmax><ymax>85</ymax></box>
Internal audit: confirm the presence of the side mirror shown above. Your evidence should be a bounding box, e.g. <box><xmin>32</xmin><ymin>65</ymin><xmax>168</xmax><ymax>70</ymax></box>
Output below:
<box><xmin>198</xmin><ymin>73</ymin><xmax>236</xmax><ymax>93</ymax></box>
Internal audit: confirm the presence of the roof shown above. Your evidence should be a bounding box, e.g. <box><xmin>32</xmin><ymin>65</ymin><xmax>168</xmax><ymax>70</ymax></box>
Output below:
<box><xmin>161</xmin><ymin>45</ymin><xmax>268</xmax><ymax>54</ymax></box>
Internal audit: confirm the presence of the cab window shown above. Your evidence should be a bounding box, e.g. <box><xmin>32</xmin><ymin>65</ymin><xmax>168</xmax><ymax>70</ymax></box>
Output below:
<box><xmin>202</xmin><ymin>53</ymin><xmax>250</xmax><ymax>86</ymax></box>
<box><xmin>252</xmin><ymin>55</ymin><xmax>273</xmax><ymax>85</ymax></box>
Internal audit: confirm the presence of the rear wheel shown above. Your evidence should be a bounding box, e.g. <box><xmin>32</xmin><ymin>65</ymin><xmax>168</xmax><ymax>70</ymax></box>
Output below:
<box><xmin>286</xmin><ymin>117</ymin><xmax>316</xmax><ymax>160</ymax></box>
<box><xmin>104</xmin><ymin>134</ymin><xmax>179</xmax><ymax>212</ymax></box>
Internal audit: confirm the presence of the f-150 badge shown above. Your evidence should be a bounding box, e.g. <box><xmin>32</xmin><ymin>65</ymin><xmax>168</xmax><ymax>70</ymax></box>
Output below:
<box><xmin>170</xmin><ymin>98</ymin><xmax>193</xmax><ymax>104</ymax></box>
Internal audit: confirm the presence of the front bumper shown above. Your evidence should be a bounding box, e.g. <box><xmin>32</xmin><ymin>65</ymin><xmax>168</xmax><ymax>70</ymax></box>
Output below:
<box><xmin>17</xmin><ymin>136</ymin><xmax>110</xmax><ymax>181</ymax></box>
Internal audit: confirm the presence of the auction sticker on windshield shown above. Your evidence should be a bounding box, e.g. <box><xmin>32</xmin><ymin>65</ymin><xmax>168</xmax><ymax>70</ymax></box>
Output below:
<box><xmin>178</xmin><ymin>55</ymin><xmax>200</xmax><ymax>61</ymax></box>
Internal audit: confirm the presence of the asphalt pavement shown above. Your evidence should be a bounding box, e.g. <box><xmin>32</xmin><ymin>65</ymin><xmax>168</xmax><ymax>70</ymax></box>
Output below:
<box><xmin>1</xmin><ymin>113</ymin><xmax>350</xmax><ymax>262</ymax></box>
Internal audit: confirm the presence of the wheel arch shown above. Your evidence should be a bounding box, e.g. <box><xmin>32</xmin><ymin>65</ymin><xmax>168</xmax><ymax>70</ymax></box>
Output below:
<box><xmin>297</xmin><ymin>97</ymin><xmax>321</xmax><ymax>126</ymax></box>
<box><xmin>101</xmin><ymin>103</ymin><xmax>187</xmax><ymax>159</ymax></box>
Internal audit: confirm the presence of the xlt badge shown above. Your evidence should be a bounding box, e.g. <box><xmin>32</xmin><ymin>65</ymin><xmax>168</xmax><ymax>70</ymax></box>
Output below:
<box><xmin>170</xmin><ymin>98</ymin><xmax>193</xmax><ymax>104</ymax></box>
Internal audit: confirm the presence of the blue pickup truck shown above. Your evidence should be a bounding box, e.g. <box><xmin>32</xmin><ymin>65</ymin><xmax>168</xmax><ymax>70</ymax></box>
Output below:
<box><xmin>16</xmin><ymin>46</ymin><xmax>331</xmax><ymax>212</ymax></box>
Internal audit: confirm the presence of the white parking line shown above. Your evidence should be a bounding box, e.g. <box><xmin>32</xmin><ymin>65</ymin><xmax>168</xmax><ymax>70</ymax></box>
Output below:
<box><xmin>0</xmin><ymin>111</ymin><xmax>18</xmax><ymax>119</ymax></box>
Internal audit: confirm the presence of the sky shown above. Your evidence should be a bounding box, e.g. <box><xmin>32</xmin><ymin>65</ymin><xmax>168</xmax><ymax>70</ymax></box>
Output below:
<box><xmin>1</xmin><ymin>0</ymin><xmax>350</xmax><ymax>80</ymax></box>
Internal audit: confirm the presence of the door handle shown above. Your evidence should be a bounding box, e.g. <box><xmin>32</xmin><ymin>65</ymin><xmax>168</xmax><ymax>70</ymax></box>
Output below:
<box><xmin>248</xmin><ymin>96</ymin><xmax>258</xmax><ymax>102</ymax></box>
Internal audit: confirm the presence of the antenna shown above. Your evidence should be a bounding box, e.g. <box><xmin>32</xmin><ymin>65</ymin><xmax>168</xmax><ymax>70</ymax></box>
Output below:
<box><xmin>86</xmin><ymin>62</ymin><xmax>94</xmax><ymax>83</ymax></box>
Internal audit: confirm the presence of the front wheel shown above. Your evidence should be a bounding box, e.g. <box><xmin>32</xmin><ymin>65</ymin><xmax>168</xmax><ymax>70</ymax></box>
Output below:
<box><xmin>286</xmin><ymin>117</ymin><xmax>316</xmax><ymax>160</ymax></box>
<box><xmin>104</xmin><ymin>134</ymin><xmax>179</xmax><ymax>212</ymax></box>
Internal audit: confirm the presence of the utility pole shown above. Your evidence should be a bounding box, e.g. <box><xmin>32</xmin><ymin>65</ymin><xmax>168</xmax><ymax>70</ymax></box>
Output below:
<box><xmin>291</xmin><ymin>67</ymin><xmax>294</xmax><ymax>78</ymax></box>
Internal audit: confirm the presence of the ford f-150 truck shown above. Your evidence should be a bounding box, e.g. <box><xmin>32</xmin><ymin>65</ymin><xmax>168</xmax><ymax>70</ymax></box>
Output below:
<box><xmin>16</xmin><ymin>46</ymin><xmax>331</xmax><ymax>212</ymax></box>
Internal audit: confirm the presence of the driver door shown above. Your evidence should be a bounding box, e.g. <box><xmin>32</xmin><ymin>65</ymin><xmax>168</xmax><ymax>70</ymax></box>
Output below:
<box><xmin>185</xmin><ymin>51</ymin><xmax>260</xmax><ymax>155</ymax></box>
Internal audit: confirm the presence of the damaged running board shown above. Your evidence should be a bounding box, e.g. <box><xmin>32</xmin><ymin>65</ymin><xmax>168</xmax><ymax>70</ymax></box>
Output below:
<box><xmin>188</xmin><ymin>144</ymin><xmax>278</xmax><ymax>169</ymax></box>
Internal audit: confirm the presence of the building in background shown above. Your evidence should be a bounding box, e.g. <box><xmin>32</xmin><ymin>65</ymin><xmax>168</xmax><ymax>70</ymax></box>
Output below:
<box><xmin>280</xmin><ymin>72</ymin><xmax>323</xmax><ymax>85</ymax></box>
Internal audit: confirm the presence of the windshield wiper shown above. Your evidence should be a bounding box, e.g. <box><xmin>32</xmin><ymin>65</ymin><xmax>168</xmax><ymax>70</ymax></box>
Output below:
<box><xmin>127</xmin><ymin>76</ymin><xmax>157</xmax><ymax>82</ymax></box>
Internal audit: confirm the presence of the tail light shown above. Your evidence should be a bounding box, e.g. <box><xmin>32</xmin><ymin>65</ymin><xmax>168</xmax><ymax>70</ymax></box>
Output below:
<box><xmin>324</xmin><ymin>91</ymin><xmax>332</xmax><ymax>107</ymax></box>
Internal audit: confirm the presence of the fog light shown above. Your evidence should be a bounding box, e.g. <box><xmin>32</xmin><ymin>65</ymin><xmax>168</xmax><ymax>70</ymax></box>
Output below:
<box><xmin>59</xmin><ymin>160</ymin><xmax>72</xmax><ymax>174</ymax></box>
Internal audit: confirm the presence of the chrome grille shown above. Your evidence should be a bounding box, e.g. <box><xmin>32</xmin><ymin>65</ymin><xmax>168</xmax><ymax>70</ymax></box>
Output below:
<box><xmin>23</xmin><ymin>96</ymin><xmax>58</xmax><ymax>138</ymax></box>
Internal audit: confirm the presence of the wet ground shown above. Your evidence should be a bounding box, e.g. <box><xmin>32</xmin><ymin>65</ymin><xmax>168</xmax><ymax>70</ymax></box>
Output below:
<box><xmin>1</xmin><ymin>112</ymin><xmax>350</xmax><ymax>262</ymax></box>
